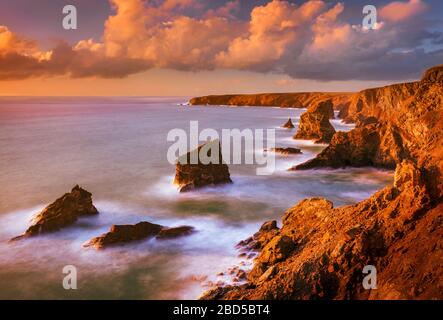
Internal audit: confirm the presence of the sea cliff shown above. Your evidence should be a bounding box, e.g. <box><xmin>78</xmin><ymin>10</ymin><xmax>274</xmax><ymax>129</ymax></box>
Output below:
<box><xmin>199</xmin><ymin>65</ymin><xmax>443</xmax><ymax>300</ymax></box>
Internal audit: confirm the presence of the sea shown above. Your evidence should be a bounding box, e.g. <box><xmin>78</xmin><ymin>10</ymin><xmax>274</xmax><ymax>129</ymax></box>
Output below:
<box><xmin>0</xmin><ymin>97</ymin><xmax>393</xmax><ymax>299</ymax></box>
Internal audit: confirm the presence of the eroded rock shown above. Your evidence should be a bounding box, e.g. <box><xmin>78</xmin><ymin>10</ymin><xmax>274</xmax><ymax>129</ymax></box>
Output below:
<box><xmin>84</xmin><ymin>222</ymin><xmax>163</xmax><ymax>249</ymax></box>
<box><xmin>174</xmin><ymin>140</ymin><xmax>232</xmax><ymax>192</ymax></box>
<box><xmin>294</xmin><ymin>100</ymin><xmax>336</xmax><ymax>143</ymax></box>
<box><xmin>293</xmin><ymin>123</ymin><xmax>406</xmax><ymax>170</ymax></box>
<box><xmin>282</xmin><ymin>118</ymin><xmax>295</xmax><ymax>129</ymax></box>
<box><xmin>84</xmin><ymin>222</ymin><xmax>195</xmax><ymax>249</ymax></box>
<box><xmin>11</xmin><ymin>185</ymin><xmax>98</xmax><ymax>240</ymax></box>
<box><xmin>202</xmin><ymin>130</ymin><xmax>442</xmax><ymax>301</ymax></box>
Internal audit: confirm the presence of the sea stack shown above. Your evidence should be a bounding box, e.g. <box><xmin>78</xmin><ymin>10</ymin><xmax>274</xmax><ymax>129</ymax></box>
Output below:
<box><xmin>294</xmin><ymin>100</ymin><xmax>336</xmax><ymax>143</ymax></box>
<box><xmin>11</xmin><ymin>185</ymin><xmax>98</xmax><ymax>240</ymax></box>
<box><xmin>281</xmin><ymin>118</ymin><xmax>295</xmax><ymax>129</ymax></box>
<box><xmin>174</xmin><ymin>140</ymin><xmax>232</xmax><ymax>192</ymax></box>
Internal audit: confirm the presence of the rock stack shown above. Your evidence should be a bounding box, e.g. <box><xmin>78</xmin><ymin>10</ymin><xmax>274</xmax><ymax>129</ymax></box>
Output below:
<box><xmin>293</xmin><ymin>100</ymin><xmax>336</xmax><ymax>144</ymax></box>
<box><xmin>281</xmin><ymin>118</ymin><xmax>295</xmax><ymax>129</ymax></box>
<box><xmin>174</xmin><ymin>140</ymin><xmax>232</xmax><ymax>192</ymax></box>
<box><xmin>11</xmin><ymin>185</ymin><xmax>98</xmax><ymax>240</ymax></box>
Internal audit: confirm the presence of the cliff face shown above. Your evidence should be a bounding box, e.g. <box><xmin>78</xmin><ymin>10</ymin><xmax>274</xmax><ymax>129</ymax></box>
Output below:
<box><xmin>189</xmin><ymin>92</ymin><xmax>353</xmax><ymax>110</ymax></box>
<box><xmin>297</xmin><ymin>65</ymin><xmax>443</xmax><ymax>197</ymax></box>
<box><xmin>203</xmin><ymin>161</ymin><xmax>442</xmax><ymax>300</ymax></box>
<box><xmin>201</xmin><ymin>65</ymin><xmax>443</xmax><ymax>300</ymax></box>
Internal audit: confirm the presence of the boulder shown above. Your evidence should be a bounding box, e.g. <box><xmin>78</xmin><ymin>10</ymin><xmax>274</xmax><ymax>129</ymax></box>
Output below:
<box><xmin>294</xmin><ymin>100</ymin><xmax>336</xmax><ymax>143</ymax></box>
<box><xmin>281</xmin><ymin>118</ymin><xmax>295</xmax><ymax>129</ymax></box>
<box><xmin>11</xmin><ymin>185</ymin><xmax>98</xmax><ymax>240</ymax></box>
<box><xmin>174</xmin><ymin>140</ymin><xmax>232</xmax><ymax>192</ymax></box>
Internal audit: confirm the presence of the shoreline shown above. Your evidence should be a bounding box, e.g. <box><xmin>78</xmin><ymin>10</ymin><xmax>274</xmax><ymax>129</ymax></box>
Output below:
<box><xmin>197</xmin><ymin>65</ymin><xmax>443</xmax><ymax>300</ymax></box>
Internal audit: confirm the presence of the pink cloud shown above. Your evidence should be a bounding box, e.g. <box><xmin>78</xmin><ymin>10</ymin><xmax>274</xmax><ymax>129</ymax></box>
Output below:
<box><xmin>0</xmin><ymin>0</ymin><xmax>441</xmax><ymax>82</ymax></box>
<box><xmin>380</xmin><ymin>0</ymin><xmax>428</xmax><ymax>23</ymax></box>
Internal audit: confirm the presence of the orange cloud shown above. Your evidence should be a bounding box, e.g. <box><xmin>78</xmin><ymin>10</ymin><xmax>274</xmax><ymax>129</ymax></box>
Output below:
<box><xmin>0</xmin><ymin>25</ymin><xmax>50</xmax><ymax>61</ymax></box>
<box><xmin>215</xmin><ymin>0</ymin><xmax>326</xmax><ymax>69</ymax></box>
<box><xmin>380</xmin><ymin>0</ymin><xmax>428</xmax><ymax>23</ymax></box>
<box><xmin>0</xmin><ymin>0</ymin><xmax>441</xmax><ymax>82</ymax></box>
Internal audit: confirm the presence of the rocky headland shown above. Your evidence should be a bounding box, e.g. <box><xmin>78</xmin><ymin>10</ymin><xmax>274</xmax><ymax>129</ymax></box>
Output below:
<box><xmin>199</xmin><ymin>65</ymin><xmax>443</xmax><ymax>300</ymax></box>
<box><xmin>189</xmin><ymin>92</ymin><xmax>352</xmax><ymax>110</ymax></box>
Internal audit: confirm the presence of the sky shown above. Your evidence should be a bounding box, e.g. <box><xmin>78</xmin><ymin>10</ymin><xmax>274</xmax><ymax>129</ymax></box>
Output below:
<box><xmin>0</xmin><ymin>0</ymin><xmax>442</xmax><ymax>96</ymax></box>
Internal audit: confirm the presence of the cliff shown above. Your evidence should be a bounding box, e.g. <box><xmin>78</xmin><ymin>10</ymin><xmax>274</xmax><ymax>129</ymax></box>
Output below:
<box><xmin>201</xmin><ymin>65</ymin><xmax>443</xmax><ymax>300</ymax></box>
<box><xmin>189</xmin><ymin>92</ymin><xmax>353</xmax><ymax>110</ymax></box>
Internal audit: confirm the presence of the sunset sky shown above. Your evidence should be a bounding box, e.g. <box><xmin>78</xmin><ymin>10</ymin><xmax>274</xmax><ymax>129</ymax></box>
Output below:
<box><xmin>0</xmin><ymin>0</ymin><xmax>442</xmax><ymax>96</ymax></box>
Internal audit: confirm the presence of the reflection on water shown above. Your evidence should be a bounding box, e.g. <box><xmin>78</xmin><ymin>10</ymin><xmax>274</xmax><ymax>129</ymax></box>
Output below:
<box><xmin>0</xmin><ymin>97</ymin><xmax>391</xmax><ymax>299</ymax></box>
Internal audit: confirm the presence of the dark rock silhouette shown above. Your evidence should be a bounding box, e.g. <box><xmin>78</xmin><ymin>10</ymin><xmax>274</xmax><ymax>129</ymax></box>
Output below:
<box><xmin>282</xmin><ymin>118</ymin><xmax>295</xmax><ymax>129</ymax></box>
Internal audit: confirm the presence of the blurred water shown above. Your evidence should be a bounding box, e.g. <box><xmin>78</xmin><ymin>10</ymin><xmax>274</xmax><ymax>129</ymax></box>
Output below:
<box><xmin>0</xmin><ymin>97</ymin><xmax>393</xmax><ymax>299</ymax></box>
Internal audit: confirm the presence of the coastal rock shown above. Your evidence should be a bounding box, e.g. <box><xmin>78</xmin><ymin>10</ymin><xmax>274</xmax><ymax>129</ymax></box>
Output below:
<box><xmin>11</xmin><ymin>185</ymin><xmax>98</xmax><ymax>240</ymax></box>
<box><xmin>174</xmin><ymin>140</ymin><xmax>232</xmax><ymax>192</ymax></box>
<box><xmin>202</xmin><ymin>160</ymin><xmax>442</xmax><ymax>300</ymax></box>
<box><xmin>266</xmin><ymin>147</ymin><xmax>301</xmax><ymax>155</ymax></box>
<box><xmin>84</xmin><ymin>222</ymin><xmax>163</xmax><ymax>249</ymax></box>
<box><xmin>294</xmin><ymin>100</ymin><xmax>336</xmax><ymax>143</ymax></box>
<box><xmin>281</xmin><ymin>118</ymin><xmax>295</xmax><ymax>129</ymax></box>
<box><xmin>293</xmin><ymin>123</ymin><xmax>406</xmax><ymax>170</ymax></box>
<box><xmin>156</xmin><ymin>226</ymin><xmax>195</xmax><ymax>239</ymax></box>
<box><xmin>236</xmin><ymin>220</ymin><xmax>280</xmax><ymax>252</ymax></box>
<box><xmin>256</xmin><ymin>235</ymin><xmax>296</xmax><ymax>265</ymax></box>
<box><xmin>313</xmin><ymin>99</ymin><xmax>335</xmax><ymax>119</ymax></box>
<box><xmin>84</xmin><ymin>222</ymin><xmax>195</xmax><ymax>249</ymax></box>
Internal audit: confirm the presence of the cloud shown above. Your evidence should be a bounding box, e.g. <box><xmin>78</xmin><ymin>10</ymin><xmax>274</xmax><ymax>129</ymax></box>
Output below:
<box><xmin>380</xmin><ymin>0</ymin><xmax>428</xmax><ymax>23</ymax></box>
<box><xmin>215</xmin><ymin>0</ymin><xmax>326</xmax><ymax>70</ymax></box>
<box><xmin>0</xmin><ymin>26</ymin><xmax>150</xmax><ymax>80</ymax></box>
<box><xmin>0</xmin><ymin>0</ymin><xmax>442</xmax><ymax>82</ymax></box>
<box><xmin>103</xmin><ymin>0</ymin><xmax>245</xmax><ymax>69</ymax></box>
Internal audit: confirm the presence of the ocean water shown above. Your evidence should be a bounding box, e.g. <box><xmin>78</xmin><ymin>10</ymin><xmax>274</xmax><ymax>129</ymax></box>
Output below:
<box><xmin>0</xmin><ymin>97</ymin><xmax>393</xmax><ymax>299</ymax></box>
